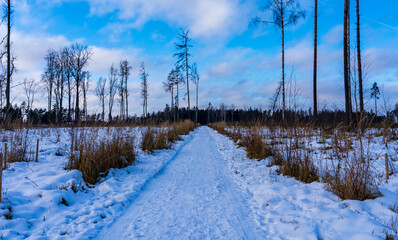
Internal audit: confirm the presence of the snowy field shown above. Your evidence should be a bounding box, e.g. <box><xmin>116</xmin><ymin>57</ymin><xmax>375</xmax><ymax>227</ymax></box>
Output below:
<box><xmin>1</xmin><ymin>126</ymin><xmax>398</xmax><ymax>239</ymax></box>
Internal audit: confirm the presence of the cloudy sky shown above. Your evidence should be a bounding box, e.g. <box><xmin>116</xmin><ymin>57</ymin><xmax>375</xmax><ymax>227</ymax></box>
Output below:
<box><xmin>6</xmin><ymin>0</ymin><xmax>398</xmax><ymax>116</ymax></box>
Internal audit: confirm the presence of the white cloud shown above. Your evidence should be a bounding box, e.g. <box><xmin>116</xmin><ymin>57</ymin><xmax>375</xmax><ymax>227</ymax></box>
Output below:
<box><xmin>85</xmin><ymin>0</ymin><xmax>253</xmax><ymax>39</ymax></box>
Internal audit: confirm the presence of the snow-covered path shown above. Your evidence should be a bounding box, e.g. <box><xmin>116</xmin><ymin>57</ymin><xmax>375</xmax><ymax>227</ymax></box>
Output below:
<box><xmin>99</xmin><ymin>127</ymin><xmax>263</xmax><ymax>240</ymax></box>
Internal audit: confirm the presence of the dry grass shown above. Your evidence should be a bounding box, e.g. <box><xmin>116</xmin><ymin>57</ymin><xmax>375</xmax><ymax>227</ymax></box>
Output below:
<box><xmin>174</xmin><ymin>120</ymin><xmax>196</xmax><ymax>136</ymax></box>
<box><xmin>209</xmin><ymin>121</ymin><xmax>388</xmax><ymax>199</ymax></box>
<box><xmin>238</xmin><ymin>129</ymin><xmax>274</xmax><ymax>160</ymax></box>
<box><xmin>154</xmin><ymin>129</ymin><xmax>171</xmax><ymax>150</ymax></box>
<box><xmin>141</xmin><ymin>128</ymin><xmax>155</xmax><ymax>153</ymax></box>
<box><xmin>67</xmin><ymin>120</ymin><xmax>197</xmax><ymax>184</ymax></box>
<box><xmin>67</xmin><ymin>128</ymin><xmax>136</xmax><ymax>184</ymax></box>
<box><xmin>4</xmin><ymin>129</ymin><xmax>34</xmax><ymax>164</ymax></box>
<box><xmin>277</xmin><ymin>140</ymin><xmax>319</xmax><ymax>183</ymax></box>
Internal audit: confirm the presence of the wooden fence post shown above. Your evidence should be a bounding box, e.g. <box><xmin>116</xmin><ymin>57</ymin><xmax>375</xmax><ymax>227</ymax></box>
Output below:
<box><xmin>0</xmin><ymin>153</ymin><xmax>3</xmax><ymax>203</ymax></box>
<box><xmin>4</xmin><ymin>143</ymin><xmax>7</xmax><ymax>170</ymax></box>
<box><xmin>385</xmin><ymin>153</ymin><xmax>389</xmax><ymax>180</ymax></box>
<box><xmin>36</xmin><ymin>139</ymin><xmax>40</xmax><ymax>163</ymax></box>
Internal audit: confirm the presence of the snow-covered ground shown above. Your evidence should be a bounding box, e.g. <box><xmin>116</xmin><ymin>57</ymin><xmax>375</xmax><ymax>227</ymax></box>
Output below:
<box><xmin>0</xmin><ymin>127</ymin><xmax>192</xmax><ymax>239</ymax></box>
<box><xmin>212</xmin><ymin>127</ymin><xmax>398</xmax><ymax>239</ymax></box>
<box><xmin>1</xmin><ymin>126</ymin><xmax>398</xmax><ymax>239</ymax></box>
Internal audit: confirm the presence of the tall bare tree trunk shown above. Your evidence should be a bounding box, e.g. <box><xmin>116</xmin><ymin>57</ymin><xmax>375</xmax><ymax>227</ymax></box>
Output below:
<box><xmin>177</xmin><ymin>78</ymin><xmax>179</xmax><ymax>121</ymax></box>
<box><xmin>75</xmin><ymin>75</ymin><xmax>80</xmax><ymax>123</ymax></box>
<box><xmin>313</xmin><ymin>0</ymin><xmax>318</xmax><ymax>118</ymax></box>
<box><xmin>125</xmin><ymin>76</ymin><xmax>128</xmax><ymax>119</ymax></box>
<box><xmin>195</xmin><ymin>81</ymin><xmax>198</xmax><ymax>124</ymax></box>
<box><xmin>185</xmin><ymin>51</ymin><xmax>190</xmax><ymax>111</ymax></box>
<box><xmin>356</xmin><ymin>0</ymin><xmax>364</xmax><ymax>114</ymax></box>
<box><xmin>281</xmin><ymin>1</ymin><xmax>285</xmax><ymax>122</ymax></box>
<box><xmin>344</xmin><ymin>0</ymin><xmax>352</xmax><ymax>123</ymax></box>
<box><xmin>6</xmin><ymin>0</ymin><xmax>11</xmax><ymax>114</ymax></box>
<box><xmin>67</xmin><ymin>74</ymin><xmax>72</xmax><ymax>122</ymax></box>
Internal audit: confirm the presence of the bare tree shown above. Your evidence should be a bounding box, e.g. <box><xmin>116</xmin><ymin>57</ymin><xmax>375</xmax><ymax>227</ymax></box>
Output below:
<box><xmin>95</xmin><ymin>77</ymin><xmax>106</xmax><ymax>121</ymax></box>
<box><xmin>252</xmin><ymin>0</ymin><xmax>305</xmax><ymax>122</ymax></box>
<box><xmin>60</xmin><ymin>47</ymin><xmax>73</xmax><ymax>122</ymax></box>
<box><xmin>69</xmin><ymin>43</ymin><xmax>92</xmax><ymax>123</ymax></box>
<box><xmin>3</xmin><ymin>0</ymin><xmax>13</xmax><ymax>113</ymax></box>
<box><xmin>140</xmin><ymin>62</ymin><xmax>149</xmax><ymax>118</ymax></box>
<box><xmin>119</xmin><ymin>60</ymin><xmax>132</xmax><ymax>120</ymax></box>
<box><xmin>0</xmin><ymin>71</ymin><xmax>4</xmax><ymax>110</ymax></box>
<box><xmin>82</xmin><ymin>71</ymin><xmax>90</xmax><ymax>121</ymax></box>
<box><xmin>313</xmin><ymin>0</ymin><xmax>318</xmax><ymax>118</ymax></box>
<box><xmin>174</xmin><ymin>29</ymin><xmax>193</xmax><ymax>111</ymax></box>
<box><xmin>344</xmin><ymin>0</ymin><xmax>352</xmax><ymax>123</ymax></box>
<box><xmin>22</xmin><ymin>78</ymin><xmax>35</xmax><ymax>122</ymax></box>
<box><xmin>164</xmin><ymin>68</ymin><xmax>179</xmax><ymax>121</ymax></box>
<box><xmin>356</xmin><ymin>0</ymin><xmax>364</xmax><ymax>114</ymax></box>
<box><xmin>163</xmin><ymin>71</ymin><xmax>174</xmax><ymax>110</ymax></box>
<box><xmin>42</xmin><ymin>49</ymin><xmax>57</xmax><ymax>114</ymax></box>
<box><xmin>54</xmin><ymin>51</ymin><xmax>66</xmax><ymax>123</ymax></box>
<box><xmin>108</xmin><ymin>64</ymin><xmax>118</xmax><ymax>121</ymax></box>
<box><xmin>191</xmin><ymin>63</ymin><xmax>199</xmax><ymax>124</ymax></box>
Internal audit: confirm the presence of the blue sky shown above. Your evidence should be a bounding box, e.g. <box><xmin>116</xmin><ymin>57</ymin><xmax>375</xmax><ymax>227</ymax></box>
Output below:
<box><xmin>8</xmin><ymin>0</ymin><xmax>398</xmax><ymax>116</ymax></box>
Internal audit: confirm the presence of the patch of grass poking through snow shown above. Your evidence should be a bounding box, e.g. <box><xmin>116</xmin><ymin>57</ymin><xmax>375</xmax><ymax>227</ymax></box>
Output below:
<box><xmin>142</xmin><ymin>120</ymin><xmax>196</xmax><ymax>153</ymax></box>
<box><xmin>238</xmin><ymin>129</ymin><xmax>274</xmax><ymax>160</ymax></box>
<box><xmin>141</xmin><ymin>127</ymin><xmax>156</xmax><ymax>153</ymax></box>
<box><xmin>67</xmin><ymin>129</ymin><xmax>136</xmax><ymax>184</ymax></box>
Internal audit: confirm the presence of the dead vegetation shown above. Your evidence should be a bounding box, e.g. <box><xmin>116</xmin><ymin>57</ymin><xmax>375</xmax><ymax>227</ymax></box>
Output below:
<box><xmin>67</xmin><ymin>128</ymin><xmax>136</xmax><ymax>184</ymax></box>
<box><xmin>209</xmin><ymin>121</ymin><xmax>393</xmax><ymax>200</ymax></box>
<box><xmin>67</xmin><ymin>120</ymin><xmax>196</xmax><ymax>184</ymax></box>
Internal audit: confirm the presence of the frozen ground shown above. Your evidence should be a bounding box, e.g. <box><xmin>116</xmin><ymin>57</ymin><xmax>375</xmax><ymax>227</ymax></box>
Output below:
<box><xmin>1</xmin><ymin>126</ymin><xmax>398</xmax><ymax>239</ymax></box>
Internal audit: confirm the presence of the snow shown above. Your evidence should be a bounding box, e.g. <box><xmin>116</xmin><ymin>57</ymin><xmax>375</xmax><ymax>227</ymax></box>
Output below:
<box><xmin>1</xmin><ymin>126</ymin><xmax>398</xmax><ymax>239</ymax></box>
<box><xmin>99</xmin><ymin>127</ymin><xmax>263</xmax><ymax>239</ymax></box>
<box><xmin>0</xmin><ymin>127</ymin><xmax>192</xmax><ymax>239</ymax></box>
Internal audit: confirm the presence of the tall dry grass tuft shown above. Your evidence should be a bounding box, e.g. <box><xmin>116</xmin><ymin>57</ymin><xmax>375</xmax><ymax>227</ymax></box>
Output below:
<box><xmin>141</xmin><ymin>128</ymin><xmax>155</xmax><ymax>153</ymax></box>
<box><xmin>323</xmin><ymin>123</ymin><xmax>381</xmax><ymax>200</ymax></box>
<box><xmin>142</xmin><ymin>120</ymin><xmax>196</xmax><ymax>152</ymax></box>
<box><xmin>154</xmin><ymin>128</ymin><xmax>171</xmax><ymax>150</ymax></box>
<box><xmin>238</xmin><ymin>129</ymin><xmax>274</xmax><ymax>160</ymax></box>
<box><xmin>68</xmin><ymin>128</ymin><xmax>136</xmax><ymax>184</ymax></box>
<box><xmin>6</xmin><ymin>129</ymin><xmax>34</xmax><ymax>164</ymax></box>
<box><xmin>277</xmin><ymin>138</ymin><xmax>319</xmax><ymax>183</ymax></box>
<box><xmin>174</xmin><ymin>120</ymin><xmax>196</xmax><ymax>135</ymax></box>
